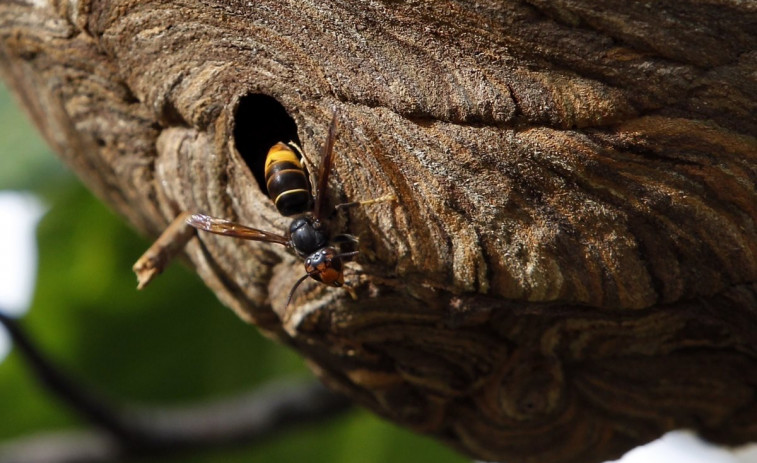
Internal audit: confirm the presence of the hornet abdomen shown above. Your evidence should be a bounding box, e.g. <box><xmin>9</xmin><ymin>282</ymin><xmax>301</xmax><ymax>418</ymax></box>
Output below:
<box><xmin>264</xmin><ymin>142</ymin><xmax>311</xmax><ymax>216</ymax></box>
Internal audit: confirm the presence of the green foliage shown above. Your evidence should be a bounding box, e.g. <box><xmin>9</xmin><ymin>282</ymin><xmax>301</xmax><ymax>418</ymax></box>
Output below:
<box><xmin>0</xmin><ymin>82</ymin><xmax>466</xmax><ymax>462</ymax></box>
<box><xmin>0</xmin><ymin>86</ymin><xmax>69</xmax><ymax>192</ymax></box>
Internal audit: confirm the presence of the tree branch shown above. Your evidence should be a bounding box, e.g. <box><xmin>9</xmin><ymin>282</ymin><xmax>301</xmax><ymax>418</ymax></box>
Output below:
<box><xmin>0</xmin><ymin>311</ymin><xmax>353</xmax><ymax>463</ymax></box>
<box><xmin>0</xmin><ymin>312</ymin><xmax>134</xmax><ymax>439</ymax></box>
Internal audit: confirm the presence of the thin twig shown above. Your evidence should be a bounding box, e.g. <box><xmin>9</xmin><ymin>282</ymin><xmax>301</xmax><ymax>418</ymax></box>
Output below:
<box><xmin>132</xmin><ymin>212</ymin><xmax>196</xmax><ymax>290</ymax></box>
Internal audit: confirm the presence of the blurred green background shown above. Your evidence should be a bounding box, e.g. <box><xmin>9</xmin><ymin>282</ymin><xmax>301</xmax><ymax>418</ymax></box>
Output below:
<box><xmin>0</xmin><ymin>81</ymin><xmax>467</xmax><ymax>463</ymax></box>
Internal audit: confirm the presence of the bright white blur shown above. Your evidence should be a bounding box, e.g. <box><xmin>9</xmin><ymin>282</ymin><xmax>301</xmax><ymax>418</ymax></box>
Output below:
<box><xmin>615</xmin><ymin>431</ymin><xmax>757</xmax><ymax>463</ymax></box>
<box><xmin>0</xmin><ymin>191</ymin><xmax>45</xmax><ymax>360</ymax></box>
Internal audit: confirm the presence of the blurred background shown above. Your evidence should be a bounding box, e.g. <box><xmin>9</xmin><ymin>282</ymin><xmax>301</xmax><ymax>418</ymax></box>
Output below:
<box><xmin>0</xmin><ymin>80</ymin><xmax>755</xmax><ymax>463</ymax></box>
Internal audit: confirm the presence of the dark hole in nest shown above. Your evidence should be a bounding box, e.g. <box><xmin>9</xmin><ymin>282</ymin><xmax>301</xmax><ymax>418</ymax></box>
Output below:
<box><xmin>233</xmin><ymin>94</ymin><xmax>300</xmax><ymax>195</ymax></box>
